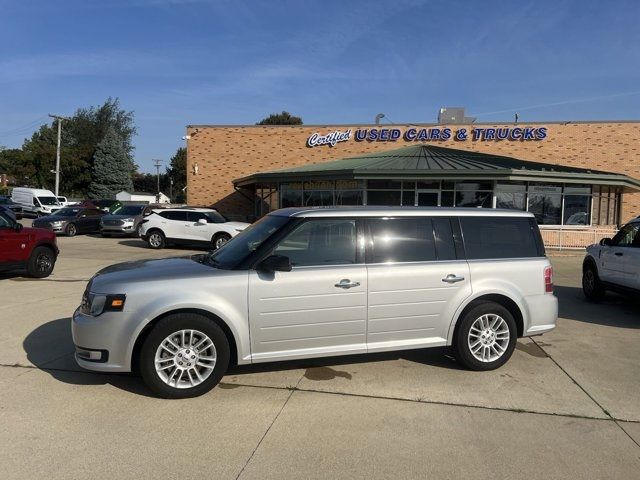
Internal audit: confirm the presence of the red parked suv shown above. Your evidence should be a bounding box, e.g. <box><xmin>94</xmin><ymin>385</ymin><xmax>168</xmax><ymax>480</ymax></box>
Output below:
<box><xmin>0</xmin><ymin>209</ymin><xmax>59</xmax><ymax>278</ymax></box>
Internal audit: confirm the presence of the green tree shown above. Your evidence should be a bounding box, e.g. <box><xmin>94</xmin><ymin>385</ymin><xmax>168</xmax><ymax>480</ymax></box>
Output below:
<box><xmin>166</xmin><ymin>147</ymin><xmax>187</xmax><ymax>202</ymax></box>
<box><xmin>88</xmin><ymin>127</ymin><xmax>133</xmax><ymax>199</ymax></box>
<box><xmin>4</xmin><ymin>98</ymin><xmax>137</xmax><ymax>196</ymax></box>
<box><xmin>256</xmin><ymin>111</ymin><xmax>303</xmax><ymax>125</ymax></box>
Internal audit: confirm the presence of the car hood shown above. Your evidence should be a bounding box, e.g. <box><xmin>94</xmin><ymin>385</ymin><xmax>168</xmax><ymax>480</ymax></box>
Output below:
<box><xmin>89</xmin><ymin>256</ymin><xmax>223</xmax><ymax>292</ymax></box>
<box><xmin>101</xmin><ymin>214</ymin><xmax>140</xmax><ymax>220</ymax></box>
<box><xmin>225</xmin><ymin>221</ymin><xmax>250</xmax><ymax>230</ymax></box>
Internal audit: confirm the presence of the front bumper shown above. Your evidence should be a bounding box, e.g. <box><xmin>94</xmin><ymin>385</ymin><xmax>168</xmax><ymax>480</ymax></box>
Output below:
<box><xmin>71</xmin><ymin>308</ymin><xmax>133</xmax><ymax>372</ymax></box>
<box><xmin>101</xmin><ymin>224</ymin><xmax>137</xmax><ymax>235</ymax></box>
<box><xmin>32</xmin><ymin>223</ymin><xmax>64</xmax><ymax>232</ymax></box>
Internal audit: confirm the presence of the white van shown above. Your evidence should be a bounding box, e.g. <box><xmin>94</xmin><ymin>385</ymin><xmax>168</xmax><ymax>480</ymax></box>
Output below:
<box><xmin>11</xmin><ymin>188</ymin><xmax>62</xmax><ymax>216</ymax></box>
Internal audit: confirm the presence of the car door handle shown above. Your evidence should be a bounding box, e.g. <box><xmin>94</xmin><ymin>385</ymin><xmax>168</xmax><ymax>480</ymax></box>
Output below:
<box><xmin>442</xmin><ymin>274</ymin><xmax>465</xmax><ymax>284</ymax></box>
<box><xmin>335</xmin><ymin>279</ymin><xmax>360</xmax><ymax>289</ymax></box>
<box><xmin>615</xmin><ymin>252</ymin><xmax>623</xmax><ymax>256</ymax></box>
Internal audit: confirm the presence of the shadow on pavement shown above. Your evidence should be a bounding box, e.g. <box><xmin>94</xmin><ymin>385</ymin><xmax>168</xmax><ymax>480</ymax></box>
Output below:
<box><xmin>555</xmin><ymin>285</ymin><xmax>640</xmax><ymax>328</ymax></box>
<box><xmin>24</xmin><ymin>318</ymin><xmax>465</xmax><ymax>396</ymax></box>
<box><xmin>23</xmin><ymin>317</ymin><xmax>156</xmax><ymax>398</ymax></box>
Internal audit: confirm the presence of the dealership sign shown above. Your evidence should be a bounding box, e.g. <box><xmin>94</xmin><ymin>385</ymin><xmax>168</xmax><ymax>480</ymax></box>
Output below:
<box><xmin>306</xmin><ymin>126</ymin><xmax>547</xmax><ymax>147</ymax></box>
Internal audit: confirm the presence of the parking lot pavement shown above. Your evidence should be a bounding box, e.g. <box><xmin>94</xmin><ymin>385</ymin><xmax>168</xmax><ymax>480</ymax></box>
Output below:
<box><xmin>1</xmin><ymin>236</ymin><xmax>639</xmax><ymax>479</ymax></box>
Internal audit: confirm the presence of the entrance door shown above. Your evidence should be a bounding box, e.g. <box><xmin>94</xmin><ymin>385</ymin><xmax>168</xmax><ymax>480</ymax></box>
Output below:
<box><xmin>417</xmin><ymin>191</ymin><xmax>439</xmax><ymax>206</ymax></box>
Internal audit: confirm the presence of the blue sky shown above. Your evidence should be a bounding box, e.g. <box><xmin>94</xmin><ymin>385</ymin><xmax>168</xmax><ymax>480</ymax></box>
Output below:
<box><xmin>1</xmin><ymin>0</ymin><xmax>639</xmax><ymax>172</ymax></box>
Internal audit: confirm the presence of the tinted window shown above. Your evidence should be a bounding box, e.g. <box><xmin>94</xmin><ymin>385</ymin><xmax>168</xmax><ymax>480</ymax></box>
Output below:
<box><xmin>0</xmin><ymin>212</ymin><xmax>12</xmax><ymax>228</ymax></box>
<box><xmin>159</xmin><ymin>211</ymin><xmax>188</xmax><ymax>221</ymax></box>
<box><xmin>188</xmin><ymin>211</ymin><xmax>227</xmax><ymax>223</ymax></box>
<box><xmin>432</xmin><ymin>218</ymin><xmax>457</xmax><ymax>261</ymax></box>
<box><xmin>368</xmin><ymin>218</ymin><xmax>436</xmax><ymax>263</ymax></box>
<box><xmin>84</xmin><ymin>209</ymin><xmax>103</xmax><ymax>216</ymax></box>
<box><xmin>611</xmin><ymin>223</ymin><xmax>640</xmax><ymax>247</ymax></box>
<box><xmin>113</xmin><ymin>205</ymin><xmax>145</xmax><ymax>216</ymax></box>
<box><xmin>273</xmin><ymin>219</ymin><xmax>357</xmax><ymax>266</ymax></box>
<box><xmin>460</xmin><ymin>217</ymin><xmax>541</xmax><ymax>259</ymax></box>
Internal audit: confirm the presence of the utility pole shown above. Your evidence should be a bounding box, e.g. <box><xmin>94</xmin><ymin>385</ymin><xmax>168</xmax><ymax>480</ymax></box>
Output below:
<box><xmin>153</xmin><ymin>159</ymin><xmax>162</xmax><ymax>202</ymax></box>
<box><xmin>48</xmin><ymin>114</ymin><xmax>69</xmax><ymax>197</ymax></box>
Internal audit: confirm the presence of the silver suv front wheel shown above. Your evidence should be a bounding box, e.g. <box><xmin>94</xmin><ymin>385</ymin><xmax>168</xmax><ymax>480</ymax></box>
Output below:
<box><xmin>140</xmin><ymin>313</ymin><xmax>230</xmax><ymax>398</ymax></box>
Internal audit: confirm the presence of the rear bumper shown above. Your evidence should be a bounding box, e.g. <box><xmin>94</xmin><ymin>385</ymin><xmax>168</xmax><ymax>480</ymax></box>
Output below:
<box><xmin>523</xmin><ymin>294</ymin><xmax>558</xmax><ymax>336</ymax></box>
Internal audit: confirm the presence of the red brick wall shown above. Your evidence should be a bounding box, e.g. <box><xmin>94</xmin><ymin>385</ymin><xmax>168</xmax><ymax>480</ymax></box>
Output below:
<box><xmin>186</xmin><ymin>122</ymin><xmax>640</xmax><ymax>222</ymax></box>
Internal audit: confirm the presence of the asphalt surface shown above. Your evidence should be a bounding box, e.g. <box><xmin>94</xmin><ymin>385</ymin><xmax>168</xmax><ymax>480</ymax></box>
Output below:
<box><xmin>1</xmin><ymin>229</ymin><xmax>639</xmax><ymax>479</ymax></box>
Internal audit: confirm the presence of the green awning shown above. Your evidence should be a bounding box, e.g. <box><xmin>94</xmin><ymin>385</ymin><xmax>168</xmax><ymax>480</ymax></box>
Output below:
<box><xmin>233</xmin><ymin>144</ymin><xmax>640</xmax><ymax>192</ymax></box>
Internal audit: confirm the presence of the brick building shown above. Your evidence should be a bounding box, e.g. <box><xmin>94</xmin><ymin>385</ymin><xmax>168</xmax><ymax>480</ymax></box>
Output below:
<box><xmin>185</xmin><ymin>120</ymin><xmax>640</xmax><ymax>246</ymax></box>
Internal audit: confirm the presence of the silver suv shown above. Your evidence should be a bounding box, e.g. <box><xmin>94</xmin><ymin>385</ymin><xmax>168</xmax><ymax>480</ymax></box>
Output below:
<box><xmin>72</xmin><ymin>207</ymin><xmax>557</xmax><ymax>398</ymax></box>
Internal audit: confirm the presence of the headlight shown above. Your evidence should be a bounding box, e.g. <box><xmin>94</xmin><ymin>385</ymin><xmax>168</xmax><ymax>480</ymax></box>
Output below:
<box><xmin>80</xmin><ymin>292</ymin><xmax>126</xmax><ymax>316</ymax></box>
<box><xmin>51</xmin><ymin>220</ymin><xmax>63</xmax><ymax>226</ymax></box>
<box><xmin>123</xmin><ymin>218</ymin><xmax>135</xmax><ymax>223</ymax></box>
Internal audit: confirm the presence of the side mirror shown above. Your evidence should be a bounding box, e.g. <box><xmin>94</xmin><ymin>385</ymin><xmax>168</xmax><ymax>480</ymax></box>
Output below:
<box><xmin>258</xmin><ymin>254</ymin><xmax>292</xmax><ymax>273</ymax></box>
<box><xmin>600</xmin><ymin>238</ymin><xmax>612</xmax><ymax>246</ymax></box>
<box><xmin>13</xmin><ymin>222</ymin><xmax>23</xmax><ymax>232</ymax></box>
<box><xmin>198</xmin><ymin>218</ymin><xmax>208</xmax><ymax>225</ymax></box>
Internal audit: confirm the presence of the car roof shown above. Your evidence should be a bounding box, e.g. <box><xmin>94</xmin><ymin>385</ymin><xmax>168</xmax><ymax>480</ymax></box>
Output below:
<box><xmin>270</xmin><ymin>206</ymin><xmax>536</xmax><ymax>218</ymax></box>
<box><xmin>151</xmin><ymin>207</ymin><xmax>217</xmax><ymax>213</ymax></box>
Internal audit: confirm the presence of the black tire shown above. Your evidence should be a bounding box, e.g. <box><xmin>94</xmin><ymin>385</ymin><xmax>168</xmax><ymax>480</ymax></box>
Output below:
<box><xmin>147</xmin><ymin>230</ymin><xmax>165</xmax><ymax>249</ymax></box>
<box><xmin>26</xmin><ymin>246</ymin><xmax>56</xmax><ymax>278</ymax></box>
<box><xmin>212</xmin><ymin>232</ymin><xmax>232</xmax><ymax>250</ymax></box>
<box><xmin>583</xmin><ymin>263</ymin><xmax>606</xmax><ymax>301</ymax></box>
<box><xmin>454</xmin><ymin>301</ymin><xmax>517</xmax><ymax>371</ymax></box>
<box><xmin>65</xmin><ymin>223</ymin><xmax>77</xmax><ymax>237</ymax></box>
<box><xmin>134</xmin><ymin>223</ymin><xmax>142</xmax><ymax>238</ymax></box>
<box><xmin>139</xmin><ymin>313</ymin><xmax>230</xmax><ymax>399</ymax></box>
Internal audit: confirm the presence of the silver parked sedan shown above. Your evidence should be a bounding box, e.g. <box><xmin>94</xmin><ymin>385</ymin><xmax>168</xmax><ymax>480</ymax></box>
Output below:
<box><xmin>100</xmin><ymin>204</ymin><xmax>152</xmax><ymax>237</ymax></box>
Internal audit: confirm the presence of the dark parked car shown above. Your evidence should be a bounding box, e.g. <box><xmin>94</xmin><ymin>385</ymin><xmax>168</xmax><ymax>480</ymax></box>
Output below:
<box><xmin>32</xmin><ymin>207</ymin><xmax>105</xmax><ymax>236</ymax></box>
<box><xmin>72</xmin><ymin>199</ymin><xmax>122</xmax><ymax>213</ymax></box>
<box><xmin>0</xmin><ymin>209</ymin><xmax>58</xmax><ymax>278</ymax></box>
<box><xmin>100</xmin><ymin>204</ymin><xmax>152</xmax><ymax>237</ymax></box>
<box><xmin>0</xmin><ymin>196</ymin><xmax>23</xmax><ymax>219</ymax></box>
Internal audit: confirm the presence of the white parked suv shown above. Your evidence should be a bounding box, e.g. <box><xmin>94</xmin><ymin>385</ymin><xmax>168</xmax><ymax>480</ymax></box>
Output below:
<box><xmin>582</xmin><ymin>218</ymin><xmax>640</xmax><ymax>300</ymax></box>
<box><xmin>139</xmin><ymin>207</ymin><xmax>249</xmax><ymax>250</ymax></box>
<box><xmin>72</xmin><ymin>207</ymin><xmax>557</xmax><ymax>398</ymax></box>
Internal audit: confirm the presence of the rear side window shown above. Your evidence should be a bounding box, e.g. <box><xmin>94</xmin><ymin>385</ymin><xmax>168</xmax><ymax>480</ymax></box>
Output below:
<box><xmin>460</xmin><ymin>217</ymin><xmax>542</xmax><ymax>259</ymax></box>
<box><xmin>368</xmin><ymin>218</ymin><xmax>437</xmax><ymax>263</ymax></box>
<box><xmin>159</xmin><ymin>211</ymin><xmax>188</xmax><ymax>221</ymax></box>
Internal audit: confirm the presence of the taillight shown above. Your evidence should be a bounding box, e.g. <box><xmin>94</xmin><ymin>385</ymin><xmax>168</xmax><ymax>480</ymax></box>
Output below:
<box><xmin>544</xmin><ymin>265</ymin><xmax>553</xmax><ymax>293</ymax></box>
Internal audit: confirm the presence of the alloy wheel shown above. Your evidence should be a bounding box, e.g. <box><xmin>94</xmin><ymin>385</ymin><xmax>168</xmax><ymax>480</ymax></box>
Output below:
<box><xmin>149</xmin><ymin>233</ymin><xmax>162</xmax><ymax>248</ymax></box>
<box><xmin>467</xmin><ymin>314</ymin><xmax>510</xmax><ymax>363</ymax></box>
<box><xmin>154</xmin><ymin>329</ymin><xmax>217</xmax><ymax>389</ymax></box>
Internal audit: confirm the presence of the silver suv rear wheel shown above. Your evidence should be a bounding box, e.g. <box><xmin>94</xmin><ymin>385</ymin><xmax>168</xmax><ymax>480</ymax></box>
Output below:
<box><xmin>455</xmin><ymin>301</ymin><xmax>517</xmax><ymax>371</ymax></box>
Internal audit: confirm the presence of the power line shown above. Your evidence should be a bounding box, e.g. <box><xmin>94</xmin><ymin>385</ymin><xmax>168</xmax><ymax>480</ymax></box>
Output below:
<box><xmin>0</xmin><ymin>116</ymin><xmax>49</xmax><ymax>137</ymax></box>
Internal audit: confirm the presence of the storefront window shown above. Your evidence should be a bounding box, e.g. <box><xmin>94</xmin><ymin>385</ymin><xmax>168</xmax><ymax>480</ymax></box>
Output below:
<box><xmin>281</xmin><ymin>190</ymin><xmax>302</xmax><ymax>208</ymax></box>
<box><xmin>304</xmin><ymin>190</ymin><xmax>333</xmax><ymax>207</ymax></box>
<box><xmin>455</xmin><ymin>190</ymin><xmax>492</xmax><ymax>208</ymax></box>
<box><xmin>528</xmin><ymin>193</ymin><xmax>562</xmax><ymax>224</ymax></box>
<box><xmin>563</xmin><ymin>195</ymin><xmax>591</xmax><ymax>225</ymax></box>
<box><xmin>335</xmin><ymin>190</ymin><xmax>363</xmax><ymax>206</ymax></box>
<box><xmin>367</xmin><ymin>190</ymin><xmax>401</xmax><ymax>206</ymax></box>
<box><xmin>441</xmin><ymin>191</ymin><xmax>454</xmax><ymax>207</ymax></box>
<box><xmin>367</xmin><ymin>180</ymin><xmax>402</xmax><ymax>189</ymax></box>
<box><xmin>496</xmin><ymin>192</ymin><xmax>526</xmax><ymax>210</ymax></box>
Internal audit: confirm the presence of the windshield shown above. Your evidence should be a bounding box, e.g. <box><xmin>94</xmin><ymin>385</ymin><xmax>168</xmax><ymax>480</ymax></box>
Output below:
<box><xmin>0</xmin><ymin>197</ymin><xmax>12</xmax><ymax>204</ymax></box>
<box><xmin>113</xmin><ymin>205</ymin><xmax>145</xmax><ymax>216</ymax></box>
<box><xmin>201</xmin><ymin>214</ymin><xmax>289</xmax><ymax>269</ymax></box>
<box><xmin>54</xmin><ymin>208</ymin><xmax>81</xmax><ymax>217</ymax></box>
<box><xmin>38</xmin><ymin>196</ymin><xmax>59</xmax><ymax>206</ymax></box>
